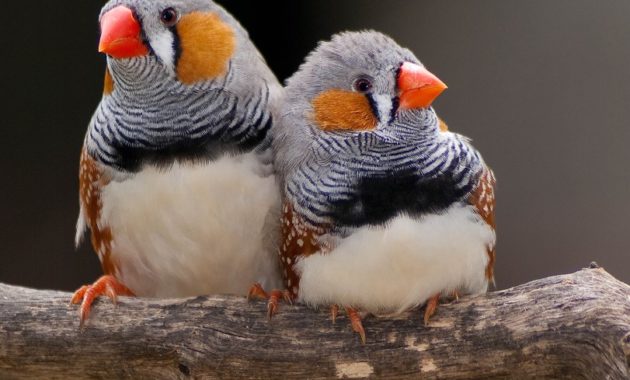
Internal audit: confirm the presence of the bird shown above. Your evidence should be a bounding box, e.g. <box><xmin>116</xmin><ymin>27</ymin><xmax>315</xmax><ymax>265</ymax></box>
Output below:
<box><xmin>267</xmin><ymin>31</ymin><xmax>496</xmax><ymax>343</ymax></box>
<box><xmin>72</xmin><ymin>0</ymin><xmax>283</xmax><ymax>325</ymax></box>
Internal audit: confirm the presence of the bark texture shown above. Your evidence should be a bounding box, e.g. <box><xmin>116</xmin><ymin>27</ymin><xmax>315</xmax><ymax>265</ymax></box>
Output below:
<box><xmin>0</xmin><ymin>266</ymin><xmax>629</xmax><ymax>379</ymax></box>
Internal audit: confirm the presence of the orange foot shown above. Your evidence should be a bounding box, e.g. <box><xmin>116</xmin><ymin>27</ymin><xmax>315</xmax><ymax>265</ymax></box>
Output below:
<box><xmin>70</xmin><ymin>275</ymin><xmax>135</xmax><ymax>327</ymax></box>
<box><xmin>248</xmin><ymin>283</ymin><xmax>293</xmax><ymax>320</ymax></box>
<box><xmin>423</xmin><ymin>293</ymin><xmax>441</xmax><ymax>325</ymax></box>
<box><xmin>423</xmin><ymin>291</ymin><xmax>462</xmax><ymax>325</ymax></box>
<box><xmin>345</xmin><ymin>307</ymin><xmax>366</xmax><ymax>344</ymax></box>
<box><xmin>330</xmin><ymin>304</ymin><xmax>339</xmax><ymax>323</ymax></box>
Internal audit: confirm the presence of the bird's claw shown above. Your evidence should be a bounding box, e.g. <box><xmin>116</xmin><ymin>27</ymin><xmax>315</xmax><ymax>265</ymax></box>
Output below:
<box><xmin>70</xmin><ymin>275</ymin><xmax>134</xmax><ymax>328</ymax></box>
<box><xmin>248</xmin><ymin>283</ymin><xmax>293</xmax><ymax>321</ymax></box>
<box><xmin>247</xmin><ymin>283</ymin><xmax>269</xmax><ymax>300</ymax></box>
<box><xmin>346</xmin><ymin>306</ymin><xmax>366</xmax><ymax>345</ymax></box>
<box><xmin>330</xmin><ymin>304</ymin><xmax>339</xmax><ymax>324</ymax></box>
<box><xmin>423</xmin><ymin>293</ymin><xmax>441</xmax><ymax>326</ymax></box>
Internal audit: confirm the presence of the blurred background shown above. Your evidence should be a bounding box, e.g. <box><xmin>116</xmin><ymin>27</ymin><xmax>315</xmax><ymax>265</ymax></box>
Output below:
<box><xmin>1</xmin><ymin>0</ymin><xmax>628</xmax><ymax>292</ymax></box>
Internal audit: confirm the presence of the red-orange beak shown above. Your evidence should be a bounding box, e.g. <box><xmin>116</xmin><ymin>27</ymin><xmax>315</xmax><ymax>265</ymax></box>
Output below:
<box><xmin>99</xmin><ymin>6</ymin><xmax>149</xmax><ymax>58</ymax></box>
<box><xmin>398</xmin><ymin>62</ymin><xmax>447</xmax><ymax>110</ymax></box>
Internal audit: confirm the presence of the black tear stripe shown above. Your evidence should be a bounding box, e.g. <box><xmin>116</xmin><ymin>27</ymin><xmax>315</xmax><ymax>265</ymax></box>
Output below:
<box><xmin>171</xmin><ymin>26</ymin><xmax>182</xmax><ymax>68</ymax></box>
<box><xmin>327</xmin><ymin>168</ymin><xmax>472</xmax><ymax>229</ymax></box>
<box><xmin>389</xmin><ymin>97</ymin><xmax>400</xmax><ymax>124</ymax></box>
<box><xmin>366</xmin><ymin>93</ymin><xmax>381</xmax><ymax>123</ymax></box>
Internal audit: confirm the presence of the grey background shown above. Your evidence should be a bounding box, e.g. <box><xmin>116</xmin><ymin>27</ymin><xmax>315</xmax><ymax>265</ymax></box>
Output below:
<box><xmin>1</xmin><ymin>0</ymin><xmax>628</xmax><ymax>292</ymax></box>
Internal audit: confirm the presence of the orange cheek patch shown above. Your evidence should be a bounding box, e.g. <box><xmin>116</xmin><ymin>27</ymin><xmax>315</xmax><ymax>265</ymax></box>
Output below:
<box><xmin>312</xmin><ymin>90</ymin><xmax>378</xmax><ymax>132</ymax></box>
<box><xmin>103</xmin><ymin>67</ymin><xmax>114</xmax><ymax>95</ymax></box>
<box><xmin>176</xmin><ymin>12</ymin><xmax>236</xmax><ymax>85</ymax></box>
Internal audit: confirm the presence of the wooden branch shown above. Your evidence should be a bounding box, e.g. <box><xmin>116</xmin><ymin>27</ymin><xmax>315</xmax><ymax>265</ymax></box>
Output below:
<box><xmin>1</xmin><ymin>266</ymin><xmax>629</xmax><ymax>379</ymax></box>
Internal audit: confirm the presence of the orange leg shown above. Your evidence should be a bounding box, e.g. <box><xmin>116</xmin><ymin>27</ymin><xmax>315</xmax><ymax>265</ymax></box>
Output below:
<box><xmin>423</xmin><ymin>293</ymin><xmax>441</xmax><ymax>326</ymax></box>
<box><xmin>330</xmin><ymin>304</ymin><xmax>339</xmax><ymax>324</ymax></box>
<box><xmin>248</xmin><ymin>283</ymin><xmax>293</xmax><ymax>320</ymax></box>
<box><xmin>70</xmin><ymin>275</ymin><xmax>135</xmax><ymax>327</ymax></box>
<box><xmin>346</xmin><ymin>307</ymin><xmax>366</xmax><ymax>345</ymax></box>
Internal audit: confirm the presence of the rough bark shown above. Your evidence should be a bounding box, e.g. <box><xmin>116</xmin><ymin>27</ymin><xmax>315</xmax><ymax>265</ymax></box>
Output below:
<box><xmin>0</xmin><ymin>266</ymin><xmax>629</xmax><ymax>379</ymax></box>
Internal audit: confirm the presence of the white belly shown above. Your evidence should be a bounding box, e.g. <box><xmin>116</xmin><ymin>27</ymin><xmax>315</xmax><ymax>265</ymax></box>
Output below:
<box><xmin>99</xmin><ymin>152</ymin><xmax>282</xmax><ymax>297</ymax></box>
<box><xmin>295</xmin><ymin>204</ymin><xmax>495</xmax><ymax>314</ymax></box>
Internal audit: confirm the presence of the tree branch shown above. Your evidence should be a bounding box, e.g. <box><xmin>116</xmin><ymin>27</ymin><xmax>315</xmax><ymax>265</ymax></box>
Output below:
<box><xmin>1</xmin><ymin>266</ymin><xmax>629</xmax><ymax>379</ymax></box>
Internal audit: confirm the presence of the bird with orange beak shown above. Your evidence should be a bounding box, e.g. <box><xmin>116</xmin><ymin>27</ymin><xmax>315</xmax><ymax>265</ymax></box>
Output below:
<box><xmin>266</xmin><ymin>31</ymin><xmax>496</xmax><ymax>343</ymax></box>
<box><xmin>72</xmin><ymin>0</ymin><xmax>283</xmax><ymax>325</ymax></box>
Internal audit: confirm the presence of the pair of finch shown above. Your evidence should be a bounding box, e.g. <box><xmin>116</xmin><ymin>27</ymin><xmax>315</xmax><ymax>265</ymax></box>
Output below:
<box><xmin>73</xmin><ymin>0</ymin><xmax>496</xmax><ymax>343</ymax></box>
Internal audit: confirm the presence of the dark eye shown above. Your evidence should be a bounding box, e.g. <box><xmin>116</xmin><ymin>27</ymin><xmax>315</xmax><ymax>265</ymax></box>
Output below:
<box><xmin>160</xmin><ymin>7</ymin><xmax>178</xmax><ymax>27</ymax></box>
<box><xmin>353</xmin><ymin>78</ymin><xmax>373</xmax><ymax>93</ymax></box>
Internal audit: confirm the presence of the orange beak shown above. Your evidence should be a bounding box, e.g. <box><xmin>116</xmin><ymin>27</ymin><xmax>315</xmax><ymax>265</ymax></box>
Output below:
<box><xmin>398</xmin><ymin>62</ymin><xmax>447</xmax><ymax>110</ymax></box>
<box><xmin>99</xmin><ymin>6</ymin><xmax>149</xmax><ymax>58</ymax></box>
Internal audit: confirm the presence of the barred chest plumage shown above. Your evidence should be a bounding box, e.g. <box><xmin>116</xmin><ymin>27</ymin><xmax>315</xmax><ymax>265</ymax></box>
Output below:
<box><xmin>87</xmin><ymin>60</ymin><xmax>274</xmax><ymax>172</ymax></box>
<box><xmin>285</xmin><ymin>127</ymin><xmax>484</xmax><ymax>228</ymax></box>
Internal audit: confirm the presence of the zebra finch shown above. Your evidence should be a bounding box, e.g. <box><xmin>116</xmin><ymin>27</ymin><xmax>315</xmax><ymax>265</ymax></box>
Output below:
<box><xmin>72</xmin><ymin>0</ymin><xmax>283</xmax><ymax>325</ymax></box>
<box><xmin>256</xmin><ymin>31</ymin><xmax>496</xmax><ymax>343</ymax></box>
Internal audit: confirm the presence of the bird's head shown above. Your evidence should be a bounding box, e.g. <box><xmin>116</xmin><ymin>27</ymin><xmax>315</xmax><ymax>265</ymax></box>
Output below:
<box><xmin>281</xmin><ymin>31</ymin><xmax>446</xmax><ymax>134</ymax></box>
<box><xmin>97</xmin><ymin>0</ymin><xmax>261</xmax><ymax>92</ymax></box>
<box><xmin>275</xmin><ymin>31</ymin><xmax>447</xmax><ymax>176</ymax></box>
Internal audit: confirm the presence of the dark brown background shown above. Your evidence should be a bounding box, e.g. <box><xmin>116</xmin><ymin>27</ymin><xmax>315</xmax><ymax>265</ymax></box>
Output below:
<box><xmin>2</xmin><ymin>1</ymin><xmax>628</xmax><ymax>292</ymax></box>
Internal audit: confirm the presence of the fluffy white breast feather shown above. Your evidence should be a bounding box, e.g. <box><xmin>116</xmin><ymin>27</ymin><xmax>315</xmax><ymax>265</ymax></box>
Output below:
<box><xmin>295</xmin><ymin>204</ymin><xmax>495</xmax><ymax>314</ymax></box>
<box><xmin>99</xmin><ymin>151</ymin><xmax>282</xmax><ymax>297</ymax></box>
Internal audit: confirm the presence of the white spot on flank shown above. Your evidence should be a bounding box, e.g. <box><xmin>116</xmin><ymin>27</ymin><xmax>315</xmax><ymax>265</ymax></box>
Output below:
<box><xmin>297</xmin><ymin>239</ymin><xmax>304</xmax><ymax>247</ymax></box>
<box><xmin>335</xmin><ymin>362</ymin><xmax>374</xmax><ymax>379</ymax></box>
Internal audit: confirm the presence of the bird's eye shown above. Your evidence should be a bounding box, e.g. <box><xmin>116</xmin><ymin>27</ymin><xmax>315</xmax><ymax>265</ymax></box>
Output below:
<box><xmin>160</xmin><ymin>7</ymin><xmax>179</xmax><ymax>27</ymax></box>
<box><xmin>353</xmin><ymin>78</ymin><xmax>373</xmax><ymax>93</ymax></box>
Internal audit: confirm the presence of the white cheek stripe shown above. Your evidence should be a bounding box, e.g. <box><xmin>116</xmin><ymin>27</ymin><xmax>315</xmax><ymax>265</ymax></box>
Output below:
<box><xmin>372</xmin><ymin>93</ymin><xmax>393</xmax><ymax>124</ymax></box>
<box><xmin>148</xmin><ymin>30</ymin><xmax>175</xmax><ymax>70</ymax></box>
<box><xmin>295</xmin><ymin>204</ymin><xmax>494</xmax><ymax>314</ymax></box>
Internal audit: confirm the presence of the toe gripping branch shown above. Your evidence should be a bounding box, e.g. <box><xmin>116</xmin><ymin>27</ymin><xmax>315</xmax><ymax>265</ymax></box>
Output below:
<box><xmin>70</xmin><ymin>275</ymin><xmax>135</xmax><ymax>327</ymax></box>
<box><xmin>345</xmin><ymin>306</ymin><xmax>366</xmax><ymax>345</ymax></box>
<box><xmin>248</xmin><ymin>283</ymin><xmax>293</xmax><ymax>320</ymax></box>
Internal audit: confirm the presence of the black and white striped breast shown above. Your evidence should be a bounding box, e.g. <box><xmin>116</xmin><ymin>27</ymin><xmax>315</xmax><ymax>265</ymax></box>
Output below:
<box><xmin>286</xmin><ymin>115</ymin><xmax>484</xmax><ymax>231</ymax></box>
<box><xmin>87</xmin><ymin>58</ymin><xmax>273</xmax><ymax>172</ymax></box>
